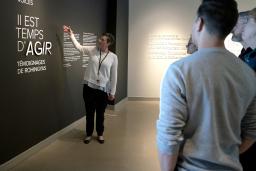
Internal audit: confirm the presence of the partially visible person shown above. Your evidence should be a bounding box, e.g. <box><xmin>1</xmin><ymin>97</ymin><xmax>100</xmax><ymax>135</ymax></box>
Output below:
<box><xmin>186</xmin><ymin>35</ymin><xmax>198</xmax><ymax>54</ymax></box>
<box><xmin>240</xmin><ymin>8</ymin><xmax>256</xmax><ymax>71</ymax></box>
<box><xmin>63</xmin><ymin>25</ymin><xmax>118</xmax><ymax>144</ymax></box>
<box><xmin>231</xmin><ymin>10</ymin><xmax>253</xmax><ymax>61</ymax></box>
<box><xmin>239</xmin><ymin>8</ymin><xmax>256</xmax><ymax>171</ymax></box>
<box><xmin>157</xmin><ymin>1</ymin><xmax>256</xmax><ymax>171</ymax></box>
<box><xmin>231</xmin><ymin>11</ymin><xmax>250</xmax><ymax>44</ymax></box>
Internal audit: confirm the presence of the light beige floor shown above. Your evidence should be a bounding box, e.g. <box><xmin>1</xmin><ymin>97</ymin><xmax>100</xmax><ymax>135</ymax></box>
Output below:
<box><xmin>10</xmin><ymin>101</ymin><xmax>161</xmax><ymax>171</ymax></box>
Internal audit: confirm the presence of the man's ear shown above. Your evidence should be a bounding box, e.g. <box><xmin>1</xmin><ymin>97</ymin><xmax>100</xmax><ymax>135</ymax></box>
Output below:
<box><xmin>196</xmin><ymin>17</ymin><xmax>204</xmax><ymax>32</ymax></box>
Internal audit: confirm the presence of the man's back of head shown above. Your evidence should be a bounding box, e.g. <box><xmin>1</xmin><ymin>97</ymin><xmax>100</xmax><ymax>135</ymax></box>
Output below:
<box><xmin>192</xmin><ymin>0</ymin><xmax>238</xmax><ymax>48</ymax></box>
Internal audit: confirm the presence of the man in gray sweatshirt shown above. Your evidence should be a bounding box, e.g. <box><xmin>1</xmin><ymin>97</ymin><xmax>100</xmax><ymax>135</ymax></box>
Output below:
<box><xmin>157</xmin><ymin>1</ymin><xmax>256</xmax><ymax>171</ymax></box>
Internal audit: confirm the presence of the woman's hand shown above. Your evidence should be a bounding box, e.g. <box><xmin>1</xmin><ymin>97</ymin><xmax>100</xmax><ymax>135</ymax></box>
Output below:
<box><xmin>63</xmin><ymin>25</ymin><xmax>73</xmax><ymax>35</ymax></box>
<box><xmin>108</xmin><ymin>94</ymin><xmax>115</xmax><ymax>101</ymax></box>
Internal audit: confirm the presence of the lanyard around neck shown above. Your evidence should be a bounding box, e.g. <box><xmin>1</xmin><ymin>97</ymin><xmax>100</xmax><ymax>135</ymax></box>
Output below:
<box><xmin>98</xmin><ymin>50</ymin><xmax>109</xmax><ymax>75</ymax></box>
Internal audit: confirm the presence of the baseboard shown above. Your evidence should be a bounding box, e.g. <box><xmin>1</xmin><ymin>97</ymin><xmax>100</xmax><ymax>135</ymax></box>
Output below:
<box><xmin>114</xmin><ymin>97</ymin><xmax>128</xmax><ymax>110</ymax></box>
<box><xmin>107</xmin><ymin>97</ymin><xmax>159</xmax><ymax>111</ymax></box>
<box><xmin>128</xmin><ymin>97</ymin><xmax>160</xmax><ymax>101</ymax></box>
<box><xmin>0</xmin><ymin>116</ymin><xmax>85</xmax><ymax>171</ymax></box>
<box><xmin>107</xmin><ymin>97</ymin><xmax>128</xmax><ymax>111</ymax></box>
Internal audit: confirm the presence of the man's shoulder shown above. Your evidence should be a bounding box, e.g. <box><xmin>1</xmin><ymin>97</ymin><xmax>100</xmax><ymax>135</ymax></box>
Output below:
<box><xmin>169</xmin><ymin>53</ymin><xmax>199</xmax><ymax>70</ymax></box>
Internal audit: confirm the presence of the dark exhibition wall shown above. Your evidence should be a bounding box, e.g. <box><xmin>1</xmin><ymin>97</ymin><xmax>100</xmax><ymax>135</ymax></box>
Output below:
<box><xmin>0</xmin><ymin>0</ymin><xmax>128</xmax><ymax>165</ymax></box>
<box><xmin>107</xmin><ymin>0</ymin><xmax>128</xmax><ymax>103</ymax></box>
<box><xmin>116</xmin><ymin>0</ymin><xmax>129</xmax><ymax>102</ymax></box>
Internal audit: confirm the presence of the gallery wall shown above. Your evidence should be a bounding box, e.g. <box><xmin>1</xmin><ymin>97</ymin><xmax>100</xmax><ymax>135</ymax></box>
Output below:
<box><xmin>115</xmin><ymin>0</ymin><xmax>129</xmax><ymax>102</ymax></box>
<box><xmin>106</xmin><ymin>0</ymin><xmax>129</xmax><ymax>102</ymax></box>
<box><xmin>0</xmin><ymin>0</ymin><xmax>128</xmax><ymax>165</ymax></box>
<box><xmin>128</xmin><ymin>0</ymin><xmax>255</xmax><ymax>98</ymax></box>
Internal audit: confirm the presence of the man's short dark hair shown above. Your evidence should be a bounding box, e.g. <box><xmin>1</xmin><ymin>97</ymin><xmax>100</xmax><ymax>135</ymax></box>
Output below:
<box><xmin>249</xmin><ymin>8</ymin><xmax>256</xmax><ymax>21</ymax></box>
<box><xmin>101</xmin><ymin>33</ymin><xmax>115</xmax><ymax>45</ymax></box>
<box><xmin>197</xmin><ymin>0</ymin><xmax>238</xmax><ymax>39</ymax></box>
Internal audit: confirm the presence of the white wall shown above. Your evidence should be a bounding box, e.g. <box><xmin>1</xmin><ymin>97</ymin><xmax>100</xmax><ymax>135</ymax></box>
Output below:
<box><xmin>128</xmin><ymin>0</ymin><xmax>256</xmax><ymax>98</ymax></box>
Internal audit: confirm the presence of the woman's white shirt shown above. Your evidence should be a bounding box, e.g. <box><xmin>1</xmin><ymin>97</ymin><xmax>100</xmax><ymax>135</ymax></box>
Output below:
<box><xmin>70</xmin><ymin>34</ymin><xmax>118</xmax><ymax>95</ymax></box>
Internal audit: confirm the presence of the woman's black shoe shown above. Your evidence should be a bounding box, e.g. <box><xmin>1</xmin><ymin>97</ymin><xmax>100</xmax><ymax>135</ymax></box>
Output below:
<box><xmin>83</xmin><ymin>136</ymin><xmax>92</xmax><ymax>144</ymax></box>
<box><xmin>97</xmin><ymin>136</ymin><xmax>105</xmax><ymax>144</ymax></box>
